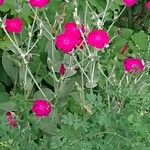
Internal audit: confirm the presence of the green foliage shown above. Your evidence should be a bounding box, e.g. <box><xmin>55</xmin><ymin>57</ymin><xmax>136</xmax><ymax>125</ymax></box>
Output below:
<box><xmin>131</xmin><ymin>31</ymin><xmax>149</xmax><ymax>56</ymax></box>
<box><xmin>2</xmin><ymin>52</ymin><xmax>19</xmax><ymax>83</ymax></box>
<box><xmin>0</xmin><ymin>0</ymin><xmax>150</xmax><ymax>149</ymax></box>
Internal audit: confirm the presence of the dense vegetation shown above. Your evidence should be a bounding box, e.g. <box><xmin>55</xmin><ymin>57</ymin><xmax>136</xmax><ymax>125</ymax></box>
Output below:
<box><xmin>0</xmin><ymin>0</ymin><xmax>150</xmax><ymax>149</ymax></box>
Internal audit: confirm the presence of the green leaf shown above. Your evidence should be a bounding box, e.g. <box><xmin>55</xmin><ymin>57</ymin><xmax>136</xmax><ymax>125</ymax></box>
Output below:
<box><xmin>121</xmin><ymin>28</ymin><xmax>133</xmax><ymax>39</ymax></box>
<box><xmin>0</xmin><ymin>82</ymin><xmax>5</xmax><ymax>92</ymax></box>
<box><xmin>0</xmin><ymin>101</ymin><xmax>15</xmax><ymax>111</ymax></box>
<box><xmin>40</xmin><ymin>52</ymin><xmax>47</xmax><ymax>64</ymax></box>
<box><xmin>132</xmin><ymin>31</ymin><xmax>148</xmax><ymax>51</ymax></box>
<box><xmin>0</xmin><ymin>37</ymin><xmax>15</xmax><ymax>51</ymax></box>
<box><xmin>127</xmin><ymin>114</ymin><xmax>134</xmax><ymax>123</ymax></box>
<box><xmin>0</xmin><ymin>3</ymin><xmax>10</xmax><ymax>12</ymax></box>
<box><xmin>38</xmin><ymin>116</ymin><xmax>57</xmax><ymax>135</ymax></box>
<box><xmin>88</xmin><ymin>0</ymin><xmax>105</xmax><ymax>12</ymax></box>
<box><xmin>19</xmin><ymin>3</ymin><xmax>32</xmax><ymax>22</ymax></box>
<box><xmin>0</xmin><ymin>64</ymin><xmax>12</xmax><ymax>86</ymax></box>
<box><xmin>19</xmin><ymin>64</ymin><xmax>27</xmax><ymax>85</ymax></box>
<box><xmin>116</xmin><ymin>53</ymin><xmax>126</xmax><ymax>60</ymax></box>
<box><xmin>0</xmin><ymin>92</ymin><xmax>10</xmax><ymax>103</ymax></box>
<box><xmin>110</xmin><ymin>0</ymin><xmax>122</xmax><ymax>11</ymax></box>
<box><xmin>2</xmin><ymin>52</ymin><xmax>18</xmax><ymax>83</ymax></box>
<box><xmin>34</xmin><ymin>88</ymin><xmax>54</xmax><ymax>100</ymax></box>
<box><xmin>24</xmin><ymin>77</ymin><xmax>33</xmax><ymax>91</ymax></box>
<box><xmin>64</xmin><ymin>69</ymin><xmax>77</xmax><ymax>78</ymax></box>
<box><xmin>113</xmin><ymin>36</ymin><xmax>127</xmax><ymax>50</ymax></box>
<box><xmin>57</xmin><ymin>78</ymin><xmax>76</xmax><ymax>100</ymax></box>
<box><xmin>46</xmin><ymin>0</ymin><xmax>63</xmax><ymax>23</ymax></box>
<box><xmin>128</xmin><ymin>41</ymin><xmax>137</xmax><ymax>51</ymax></box>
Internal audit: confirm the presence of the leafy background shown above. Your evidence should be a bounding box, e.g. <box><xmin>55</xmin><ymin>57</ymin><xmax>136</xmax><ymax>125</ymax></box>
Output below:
<box><xmin>0</xmin><ymin>0</ymin><xmax>150</xmax><ymax>150</ymax></box>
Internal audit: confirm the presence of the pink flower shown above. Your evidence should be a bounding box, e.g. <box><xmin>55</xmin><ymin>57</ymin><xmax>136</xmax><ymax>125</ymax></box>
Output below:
<box><xmin>6</xmin><ymin>112</ymin><xmax>17</xmax><ymax>128</ymax></box>
<box><xmin>123</xmin><ymin>58</ymin><xmax>145</xmax><ymax>73</ymax></box>
<box><xmin>86</xmin><ymin>30</ymin><xmax>110</xmax><ymax>49</ymax></box>
<box><xmin>28</xmin><ymin>0</ymin><xmax>50</xmax><ymax>8</ymax></box>
<box><xmin>5</xmin><ymin>18</ymin><xmax>23</xmax><ymax>33</ymax></box>
<box><xmin>64</xmin><ymin>22</ymin><xmax>85</xmax><ymax>38</ymax></box>
<box><xmin>0</xmin><ymin>0</ymin><xmax>4</xmax><ymax>6</ymax></box>
<box><xmin>146</xmin><ymin>1</ymin><xmax>150</xmax><ymax>11</ymax></box>
<box><xmin>59</xmin><ymin>64</ymin><xmax>66</xmax><ymax>76</ymax></box>
<box><xmin>122</xmin><ymin>0</ymin><xmax>137</xmax><ymax>7</ymax></box>
<box><xmin>32</xmin><ymin>99</ymin><xmax>52</xmax><ymax>117</ymax></box>
<box><xmin>55</xmin><ymin>33</ymin><xmax>77</xmax><ymax>54</ymax></box>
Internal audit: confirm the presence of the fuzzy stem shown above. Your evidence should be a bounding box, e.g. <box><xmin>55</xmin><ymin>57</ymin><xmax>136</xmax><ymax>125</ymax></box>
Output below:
<box><xmin>3</xmin><ymin>28</ymin><xmax>27</xmax><ymax>63</ymax></box>
<box><xmin>30</xmin><ymin>6</ymin><xmax>55</xmax><ymax>40</ymax></box>
<box><xmin>72</xmin><ymin>53</ymin><xmax>90</xmax><ymax>81</ymax></box>
<box><xmin>98</xmin><ymin>63</ymin><xmax>114</xmax><ymax>85</ymax></box>
<box><xmin>101</xmin><ymin>0</ymin><xmax>110</xmax><ymax>23</ymax></box>
<box><xmin>81</xmin><ymin>52</ymin><xmax>85</xmax><ymax>104</ymax></box>
<box><xmin>107</xmin><ymin>6</ymin><xmax>126</xmax><ymax>32</ymax></box>
<box><xmin>79</xmin><ymin>28</ymin><xmax>91</xmax><ymax>56</ymax></box>
<box><xmin>47</xmin><ymin>58</ymin><xmax>59</xmax><ymax>82</ymax></box>
<box><xmin>148</xmin><ymin>35</ymin><xmax>150</xmax><ymax>55</ymax></box>
<box><xmin>26</xmin><ymin>38</ymin><xmax>39</xmax><ymax>56</ymax></box>
<box><xmin>128</xmin><ymin>8</ymin><xmax>133</xmax><ymax>28</ymax></box>
<box><xmin>27</xmin><ymin>66</ymin><xmax>49</xmax><ymax>101</ymax></box>
<box><xmin>84</xmin><ymin>2</ymin><xmax>88</xmax><ymax>28</ymax></box>
<box><xmin>91</xmin><ymin>61</ymin><xmax>96</xmax><ymax>83</ymax></box>
<box><xmin>27</xmin><ymin>8</ymin><xmax>38</xmax><ymax>52</ymax></box>
<box><xmin>3</xmin><ymin>26</ymin><xmax>48</xmax><ymax>101</ymax></box>
<box><xmin>119</xmin><ymin>73</ymin><xmax>125</xmax><ymax>87</ymax></box>
<box><xmin>13</xmin><ymin>33</ymin><xmax>19</xmax><ymax>48</ymax></box>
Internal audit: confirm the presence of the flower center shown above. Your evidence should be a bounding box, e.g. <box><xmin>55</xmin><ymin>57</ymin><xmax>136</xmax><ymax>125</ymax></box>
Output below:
<box><xmin>11</xmin><ymin>22</ymin><xmax>17</xmax><ymax>27</ymax></box>
<box><xmin>39</xmin><ymin>105</ymin><xmax>44</xmax><ymax>111</ymax></box>
<box><xmin>95</xmin><ymin>35</ymin><xmax>101</xmax><ymax>41</ymax></box>
<box><xmin>64</xmin><ymin>39</ymin><xmax>69</xmax><ymax>45</ymax></box>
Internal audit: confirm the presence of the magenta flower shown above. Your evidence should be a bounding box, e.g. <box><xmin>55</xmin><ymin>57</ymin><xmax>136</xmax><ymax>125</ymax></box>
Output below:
<box><xmin>32</xmin><ymin>99</ymin><xmax>52</xmax><ymax>117</ymax></box>
<box><xmin>122</xmin><ymin>0</ymin><xmax>137</xmax><ymax>7</ymax></box>
<box><xmin>123</xmin><ymin>58</ymin><xmax>145</xmax><ymax>73</ymax></box>
<box><xmin>0</xmin><ymin>0</ymin><xmax>4</xmax><ymax>6</ymax></box>
<box><xmin>5</xmin><ymin>18</ymin><xmax>23</xmax><ymax>33</ymax></box>
<box><xmin>86</xmin><ymin>30</ymin><xmax>110</xmax><ymax>50</ymax></box>
<box><xmin>6</xmin><ymin>112</ymin><xmax>17</xmax><ymax>128</ymax></box>
<box><xmin>146</xmin><ymin>1</ymin><xmax>150</xmax><ymax>11</ymax></box>
<box><xmin>59</xmin><ymin>64</ymin><xmax>66</xmax><ymax>76</ymax></box>
<box><xmin>55</xmin><ymin>33</ymin><xmax>77</xmax><ymax>54</ymax></box>
<box><xmin>64</xmin><ymin>22</ymin><xmax>85</xmax><ymax>38</ymax></box>
<box><xmin>28</xmin><ymin>0</ymin><xmax>50</xmax><ymax>8</ymax></box>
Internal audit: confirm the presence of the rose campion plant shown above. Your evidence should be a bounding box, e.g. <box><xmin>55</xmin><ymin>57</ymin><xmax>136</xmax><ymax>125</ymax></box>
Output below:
<box><xmin>28</xmin><ymin>0</ymin><xmax>50</xmax><ymax>8</ymax></box>
<box><xmin>0</xmin><ymin>0</ymin><xmax>4</xmax><ymax>6</ymax></box>
<box><xmin>0</xmin><ymin>0</ymin><xmax>149</xmax><ymax>149</ymax></box>
<box><xmin>86</xmin><ymin>30</ymin><xmax>110</xmax><ymax>50</ymax></box>
<box><xmin>146</xmin><ymin>1</ymin><xmax>150</xmax><ymax>11</ymax></box>
<box><xmin>32</xmin><ymin>100</ymin><xmax>52</xmax><ymax>117</ymax></box>
<box><xmin>6</xmin><ymin>112</ymin><xmax>17</xmax><ymax>128</ymax></box>
<box><xmin>55</xmin><ymin>33</ymin><xmax>77</xmax><ymax>54</ymax></box>
<box><xmin>123</xmin><ymin>58</ymin><xmax>145</xmax><ymax>73</ymax></box>
<box><xmin>122</xmin><ymin>0</ymin><xmax>137</xmax><ymax>7</ymax></box>
<box><xmin>5</xmin><ymin>18</ymin><xmax>23</xmax><ymax>33</ymax></box>
<box><xmin>64</xmin><ymin>22</ymin><xmax>85</xmax><ymax>38</ymax></box>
